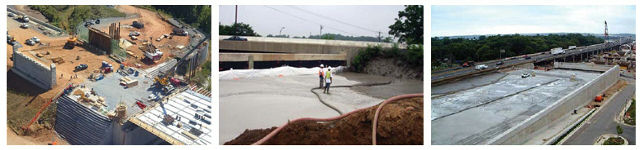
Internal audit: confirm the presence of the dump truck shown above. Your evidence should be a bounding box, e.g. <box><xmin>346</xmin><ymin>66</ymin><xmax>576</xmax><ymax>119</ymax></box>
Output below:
<box><xmin>551</xmin><ymin>47</ymin><xmax>565</xmax><ymax>55</ymax></box>
<box><xmin>64</xmin><ymin>36</ymin><xmax>78</xmax><ymax>49</ymax></box>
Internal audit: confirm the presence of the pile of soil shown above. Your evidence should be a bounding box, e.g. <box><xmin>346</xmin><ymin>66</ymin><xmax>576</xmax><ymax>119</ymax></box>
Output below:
<box><xmin>364</xmin><ymin>58</ymin><xmax>423</xmax><ymax>80</ymax></box>
<box><xmin>225</xmin><ymin>97</ymin><xmax>423</xmax><ymax>145</ymax></box>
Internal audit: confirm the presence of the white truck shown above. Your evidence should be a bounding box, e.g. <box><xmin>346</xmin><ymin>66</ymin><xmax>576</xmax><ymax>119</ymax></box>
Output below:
<box><xmin>568</xmin><ymin>46</ymin><xmax>577</xmax><ymax>50</ymax></box>
<box><xmin>475</xmin><ymin>64</ymin><xmax>488</xmax><ymax>70</ymax></box>
<box><xmin>550</xmin><ymin>47</ymin><xmax>565</xmax><ymax>55</ymax></box>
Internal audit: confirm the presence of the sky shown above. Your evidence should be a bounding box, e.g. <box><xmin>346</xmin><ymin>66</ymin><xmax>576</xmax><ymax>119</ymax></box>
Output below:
<box><xmin>219</xmin><ymin>5</ymin><xmax>405</xmax><ymax>37</ymax></box>
<box><xmin>431</xmin><ymin>5</ymin><xmax>635</xmax><ymax>37</ymax></box>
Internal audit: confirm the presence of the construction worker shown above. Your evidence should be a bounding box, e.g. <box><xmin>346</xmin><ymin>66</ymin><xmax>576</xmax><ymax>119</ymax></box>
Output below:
<box><xmin>324</xmin><ymin>67</ymin><xmax>333</xmax><ymax>94</ymax></box>
<box><xmin>318</xmin><ymin>64</ymin><xmax>325</xmax><ymax>88</ymax></box>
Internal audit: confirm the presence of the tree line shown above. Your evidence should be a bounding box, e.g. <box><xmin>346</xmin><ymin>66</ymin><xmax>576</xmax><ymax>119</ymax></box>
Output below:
<box><xmin>431</xmin><ymin>33</ymin><xmax>603</xmax><ymax>68</ymax></box>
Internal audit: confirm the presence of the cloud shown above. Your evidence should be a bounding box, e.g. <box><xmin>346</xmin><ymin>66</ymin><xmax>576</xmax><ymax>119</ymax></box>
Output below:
<box><xmin>432</xmin><ymin>5</ymin><xmax>635</xmax><ymax>36</ymax></box>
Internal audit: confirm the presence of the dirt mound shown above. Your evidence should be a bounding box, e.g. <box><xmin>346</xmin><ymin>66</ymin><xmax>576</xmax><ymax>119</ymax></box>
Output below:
<box><xmin>225</xmin><ymin>97</ymin><xmax>423</xmax><ymax>145</ymax></box>
<box><xmin>225</xmin><ymin>127</ymin><xmax>277</xmax><ymax>145</ymax></box>
<box><xmin>364</xmin><ymin>58</ymin><xmax>423</xmax><ymax>80</ymax></box>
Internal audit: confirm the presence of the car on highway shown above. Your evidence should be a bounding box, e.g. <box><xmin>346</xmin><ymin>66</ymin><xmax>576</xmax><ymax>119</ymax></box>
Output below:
<box><xmin>462</xmin><ymin>61</ymin><xmax>475</xmax><ymax>67</ymax></box>
<box><xmin>496</xmin><ymin>61</ymin><xmax>504</xmax><ymax>65</ymax></box>
<box><xmin>8</xmin><ymin>12</ymin><xmax>15</xmax><ymax>17</ymax></box>
<box><xmin>475</xmin><ymin>64</ymin><xmax>488</xmax><ymax>70</ymax></box>
<box><xmin>521</xmin><ymin>73</ymin><xmax>530</xmax><ymax>78</ymax></box>
<box><xmin>523</xmin><ymin>55</ymin><xmax>531</xmax><ymax>59</ymax></box>
<box><xmin>225</xmin><ymin>36</ymin><xmax>248</xmax><ymax>41</ymax></box>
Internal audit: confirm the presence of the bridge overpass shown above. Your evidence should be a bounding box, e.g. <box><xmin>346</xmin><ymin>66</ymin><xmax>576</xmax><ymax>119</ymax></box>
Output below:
<box><xmin>431</xmin><ymin>37</ymin><xmax>634</xmax><ymax>85</ymax></box>
<box><xmin>219</xmin><ymin>35</ymin><xmax>401</xmax><ymax>68</ymax></box>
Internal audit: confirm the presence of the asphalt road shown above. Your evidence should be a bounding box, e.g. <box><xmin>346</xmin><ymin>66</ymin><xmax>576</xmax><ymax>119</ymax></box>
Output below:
<box><xmin>431</xmin><ymin>40</ymin><xmax>631</xmax><ymax>83</ymax></box>
<box><xmin>563</xmin><ymin>78</ymin><xmax>635</xmax><ymax>145</ymax></box>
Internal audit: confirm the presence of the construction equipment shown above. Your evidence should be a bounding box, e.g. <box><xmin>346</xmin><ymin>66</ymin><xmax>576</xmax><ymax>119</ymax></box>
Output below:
<box><xmin>595</xmin><ymin>95</ymin><xmax>604</xmax><ymax>102</ymax></box>
<box><xmin>64</xmin><ymin>36</ymin><xmax>78</xmax><ymax>49</ymax></box>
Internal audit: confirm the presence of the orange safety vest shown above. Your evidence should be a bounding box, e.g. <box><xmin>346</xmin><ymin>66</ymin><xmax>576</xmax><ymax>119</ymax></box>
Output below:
<box><xmin>319</xmin><ymin>69</ymin><xmax>324</xmax><ymax>76</ymax></box>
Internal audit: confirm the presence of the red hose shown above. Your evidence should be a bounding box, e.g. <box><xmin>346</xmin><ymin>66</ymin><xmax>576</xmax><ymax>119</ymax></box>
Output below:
<box><xmin>252</xmin><ymin>93</ymin><xmax>423</xmax><ymax>145</ymax></box>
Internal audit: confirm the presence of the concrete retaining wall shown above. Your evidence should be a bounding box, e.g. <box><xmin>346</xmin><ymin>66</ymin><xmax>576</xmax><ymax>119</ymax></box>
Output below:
<box><xmin>54</xmin><ymin>95</ymin><xmax>113</xmax><ymax>145</ymax></box>
<box><xmin>11</xmin><ymin>48</ymin><xmax>56</xmax><ymax>89</ymax></box>
<box><xmin>489</xmin><ymin>65</ymin><xmax>620</xmax><ymax>144</ymax></box>
<box><xmin>554</xmin><ymin>62</ymin><xmax>613</xmax><ymax>72</ymax></box>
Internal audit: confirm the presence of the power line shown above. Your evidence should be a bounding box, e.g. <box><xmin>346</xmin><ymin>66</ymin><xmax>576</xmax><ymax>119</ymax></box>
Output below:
<box><xmin>263</xmin><ymin>5</ymin><xmax>356</xmax><ymax>35</ymax></box>
<box><xmin>287</xmin><ymin>6</ymin><xmax>380</xmax><ymax>34</ymax></box>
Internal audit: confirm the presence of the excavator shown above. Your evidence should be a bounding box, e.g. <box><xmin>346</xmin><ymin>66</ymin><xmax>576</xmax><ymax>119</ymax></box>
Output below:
<box><xmin>64</xmin><ymin>36</ymin><xmax>78</xmax><ymax>49</ymax></box>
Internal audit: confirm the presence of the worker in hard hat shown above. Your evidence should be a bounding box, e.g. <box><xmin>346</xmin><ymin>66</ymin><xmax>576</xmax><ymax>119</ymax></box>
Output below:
<box><xmin>318</xmin><ymin>64</ymin><xmax>325</xmax><ymax>88</ymax></box>
<box><xmin>324</xmin><ymin>67</ymin><xmax>333</xmax><ymax>94</ymax></box>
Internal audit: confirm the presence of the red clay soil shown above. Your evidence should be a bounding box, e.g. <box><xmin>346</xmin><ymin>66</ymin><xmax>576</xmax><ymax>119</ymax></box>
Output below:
<box><xmin>225</xmin><ymin>97</ymin><xmax>423</xmax><ymax>145</ymax></box>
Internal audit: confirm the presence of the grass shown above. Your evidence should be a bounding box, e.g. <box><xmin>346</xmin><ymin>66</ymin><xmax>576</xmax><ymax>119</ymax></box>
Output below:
<box><xmin>7</xmin><ymin>90</ymin><xmax>40</xmax><ymax>135</ymax></box>
<box><xmin>603</xmin><ymin>137</ymin><xmax>625</xmax><ymax>145</ymax></box>
<box><xmin>624</xmin><ymin>98</ymin><xmax>635</xmax><ymax>125</ymax></box>
<box><xmin>616</xmin><ymin>125</ymin><xmax>623</xmax><ymax>134</ymax></box>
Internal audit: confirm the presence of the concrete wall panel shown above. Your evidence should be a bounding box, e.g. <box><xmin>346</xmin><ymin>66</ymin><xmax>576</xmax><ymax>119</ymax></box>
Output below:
<box><xmin>11</xmin><ymin>48</ymin><xmax>56</xmax><ymax>89</ymax></box>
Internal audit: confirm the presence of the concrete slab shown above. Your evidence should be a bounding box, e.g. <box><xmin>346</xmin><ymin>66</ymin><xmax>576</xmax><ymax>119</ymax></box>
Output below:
<box><xmin>84</xmin><ymin>69</ymin><xmax>162</xmax><ymax>118</ymax></box>
<box><xmin>219</xmin><ymin>66</ymin><xmax>423</xmax><ymax>144</ymax></box>
<box><xmin>431</xmin><ymin>69</ymin><xmax>601</xmax><ymax>144</ymax></box>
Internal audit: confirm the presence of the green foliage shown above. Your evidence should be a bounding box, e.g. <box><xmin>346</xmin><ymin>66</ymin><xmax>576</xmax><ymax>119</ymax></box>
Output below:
<box><xmin>603</xmin><ymin>137</ymin><xmax>625</xmax><ymax>145</ymax></box>
<box><xmin>320</xmin><ymin>34</ymin><xmax>335</xmax><ymax>40</ymax></box>
<box><xmin>405</xmin><ymin>44</ymin><xmax>423</xmax><ymax>66</ymax></box>
<box><xmin>352</xmin><ymin>46</ymin><xmax>382</xmax><ymax>72</ymax></box>
<box><xmin>351</xmin><ymin>44</ymin><xmax>423</xmax><ymax>72</ymax></box>
<box><xmin>389</xmin><ymin>5</ymin><xmax>423</xmax><ymax>45</ymax></box>
<box><xmin>431</xmin><ymin>33</ymin><xmax>604</xmax><ymax>68</ymax></box>
<box><xmin>219</xmin><ymin>23</ymin><xmax>260</xmax><ymax>36</ymax></box>
<box><xmin>617</xmin><ymin>125</ymin><xmax>623</xmax><ymax>134</ymax></box>
<box><xmin>30</xmin><ymin>5</ymin><xmax>126</xmax><ymax>33</ymax></box>
<box><xmin>142</xmin><ymin>5</ymin><xmax>212</xmax><ymax>34</ymax></box>
<box><xmin>625</xmin><ymin>98</ymin><xmax>636</xmax><ymax>125</ymax></box>
<box><xmin>192</xmin><ymin>59</ymin><xmax>211</xmax><ymax>90</ymax></box>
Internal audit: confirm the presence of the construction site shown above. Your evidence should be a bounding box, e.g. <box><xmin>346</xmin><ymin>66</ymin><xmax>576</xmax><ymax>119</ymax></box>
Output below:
<box><xmin>431</xmin><ymin>39</ymin><xmax>636</xmax><ymax>145</ymax></box>
<box><xmin>7</xmin><ymin>5</ymin><xmax>211</xmax><ymax>145</ymax></box>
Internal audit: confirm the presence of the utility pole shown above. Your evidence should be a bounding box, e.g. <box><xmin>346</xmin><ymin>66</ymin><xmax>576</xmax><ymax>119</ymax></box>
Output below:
<box><xmin>319</xmin><ymin>25</ymin><xmax>323</xmax><ymax>37</ymax></box>
<box><xmin>604</xmin><ymin>20</ymin><xmax>608</xmax><ymax>43</ymax></box>
<box><xmin>234</xmin><ymin>5</ymin><xmax>238</xmax><ymax>35</ymax></box>
<box><xmin>378</xmin><ymin>31</ymin><xmax>381</xmax><ymax>42</ymax></box>
<box><xmin>279</xmin><ymin>27</ymin><xmax>285</xmax><ymax>36</ymax></box>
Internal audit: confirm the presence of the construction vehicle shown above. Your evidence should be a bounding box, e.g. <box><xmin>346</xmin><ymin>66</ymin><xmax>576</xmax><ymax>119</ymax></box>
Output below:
<box><xmin>595</xmin><ymin>95</ymin><xmax>604</xmax><ymax>102</ymax></box>
<box><xmin>64</xmin><ymin>36</ymin><xmax>78</xmax><ymax>49</ymax></box>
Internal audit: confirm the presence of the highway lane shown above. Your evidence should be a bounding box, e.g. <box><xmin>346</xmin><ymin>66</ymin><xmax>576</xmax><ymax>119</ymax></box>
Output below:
<box><xmin>431</xmin><ymin>39</ymin><xmax>633</xmax><ymax>84</ymax></box>
<box><xmin>563</xmin><ymin>78</ymin><xmax>635</xmax><ymax>145</ymax></box>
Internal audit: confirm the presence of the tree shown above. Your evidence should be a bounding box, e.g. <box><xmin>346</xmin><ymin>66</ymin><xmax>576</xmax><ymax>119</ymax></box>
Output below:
<box><xmin>389</xmin><ymin>5</ymin><xmax>423</xmax><ymax>45</ymax></box>
<box><xmin>219</xmin><ymin>23</ymin><xmax>260</xmax><ymax>36</ymax></box>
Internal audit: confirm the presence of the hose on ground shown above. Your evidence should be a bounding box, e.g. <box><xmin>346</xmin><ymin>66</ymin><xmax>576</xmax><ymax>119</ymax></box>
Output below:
<box><xmin>310</xmin><ymin>81</ymin><xmax>393</xmax><ymax>115</ymax></box>
<box><xmin>252</xmin><ymin>93</ymin><xmax>423</xmax><ymax>145</ymax></box>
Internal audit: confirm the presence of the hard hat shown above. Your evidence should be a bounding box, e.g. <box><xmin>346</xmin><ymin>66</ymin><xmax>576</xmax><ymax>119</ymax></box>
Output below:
<box><xmin>320</xmin><ymin>64</ymin><xmax>324</xmax><ymax>67</ymax></box>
